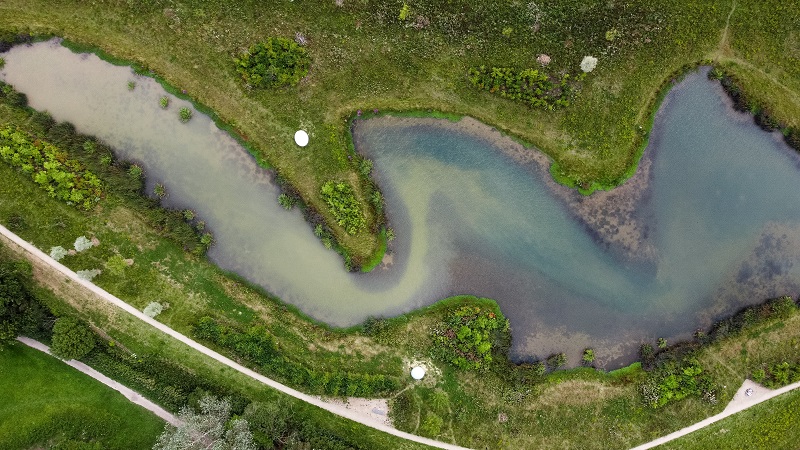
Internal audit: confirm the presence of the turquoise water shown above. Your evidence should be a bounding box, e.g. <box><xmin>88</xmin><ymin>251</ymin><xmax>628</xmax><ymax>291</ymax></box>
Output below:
<box><xmin>4</xmin><ymin>40</ymin><xmax>800</xmax><ymax>366</ymax></box>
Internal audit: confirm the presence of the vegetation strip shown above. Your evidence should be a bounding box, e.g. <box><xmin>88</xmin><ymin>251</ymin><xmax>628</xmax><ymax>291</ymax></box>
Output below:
<box><xmin>0</xmin><ymin>223</ymin><xmax>468</xmax><ymax>450</ymax></box>
<box><xmin>15</xmin><ymin>336</ymin><xmax>179</xmax><ymax>426</ymax></box>
<box><xmin>630</xmin><ymin>379</ymin><xmax>800</xmax><ymax>449</ymax></box>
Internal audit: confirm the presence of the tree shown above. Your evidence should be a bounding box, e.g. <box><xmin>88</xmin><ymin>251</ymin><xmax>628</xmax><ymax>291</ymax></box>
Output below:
<box><xmin>0</xmin><ymin>261</ymin><xmax>30</xmax><ymax>348</ymax></box>
<box><xmin>50</xmin><ymin>317</ymin><xmax>96</xmax><ymax>360</ymax></box>
<box><xmin>155</xmin><ymin>395</ymin><xmax>256</xmax><ymax>450</ymax></box>
<box><xmin>243</xmin><ymin>398</ymin><xmax>292</xmax><ymax>448</ymax></box>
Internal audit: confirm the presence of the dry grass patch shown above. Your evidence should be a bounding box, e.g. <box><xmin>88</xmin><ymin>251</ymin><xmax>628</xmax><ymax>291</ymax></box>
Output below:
<box><xmin>535</xmin><ymin>379</ymin><xmax>629</xmax><ymax>408</ymax></box>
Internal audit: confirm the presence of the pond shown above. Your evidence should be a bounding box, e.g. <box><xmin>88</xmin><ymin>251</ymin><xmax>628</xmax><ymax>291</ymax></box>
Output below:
<box><xmin>4</xmin><ymin>39</ymin><xmax>800</xmax><ymax>367</ymax></box>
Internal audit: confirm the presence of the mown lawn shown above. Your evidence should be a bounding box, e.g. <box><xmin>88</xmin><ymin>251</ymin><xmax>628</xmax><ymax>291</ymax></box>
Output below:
<box><xmin>0</xmin><ymin>343</ymin><xmax>164</xmax><ymax>449</ymax></box>
<box><xmin>658</xmin><ymin>388</ymin><xmax>800</xmax><ymax>450</ymax></box>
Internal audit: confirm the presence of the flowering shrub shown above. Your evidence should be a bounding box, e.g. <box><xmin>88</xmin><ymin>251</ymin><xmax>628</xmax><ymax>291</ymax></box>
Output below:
<box><xmin>580</xmin><ymin>56</ymin><xmax>598</xmax><ymax>73</ymax></box>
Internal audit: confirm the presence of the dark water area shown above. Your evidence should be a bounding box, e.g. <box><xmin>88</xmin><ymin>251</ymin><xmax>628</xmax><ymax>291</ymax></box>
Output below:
<box><xmin>4</xmin><ymin>41</ymin><xmax>800</xmax><ymax>368</ymax></box>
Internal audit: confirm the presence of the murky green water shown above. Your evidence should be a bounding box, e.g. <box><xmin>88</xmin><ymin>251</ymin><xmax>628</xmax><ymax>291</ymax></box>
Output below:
<box><xmin>4</xmin><ymin>40</ymin><xmax>800</xmax><ymax>366</ymax></box>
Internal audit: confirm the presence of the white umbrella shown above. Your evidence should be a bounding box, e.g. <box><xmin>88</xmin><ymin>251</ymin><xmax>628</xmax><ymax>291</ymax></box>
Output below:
<box><xmin>410</xmin><ymin>366</ymin><xmax>426</xmax><ymax>380</ymax></box>
<box><xmin>294</xmin><ymin>130</ymin><xmax>309</xmax><ymax>147</ymax></box>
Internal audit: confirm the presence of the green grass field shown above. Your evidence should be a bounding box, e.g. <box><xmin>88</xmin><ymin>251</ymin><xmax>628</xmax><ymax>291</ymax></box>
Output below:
<box><xmin>0</xmin><ymin>343</ymin><xmax>164</xmax><ymax>449</ymax></box>
<box><xmin>659</xmin><ymin>388</ymin><xmax>800</xmax><ymax>450</ymax></box>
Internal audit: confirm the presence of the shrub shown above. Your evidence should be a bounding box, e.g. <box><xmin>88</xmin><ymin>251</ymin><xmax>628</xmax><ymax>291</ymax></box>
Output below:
<box><xmin>159</xmin><ymin>96</ymin><xmax>169</xmax><ymax>109</ymax></box>
<box><xmin>432</xmin><ymin>306</ymin><xmax>507</xmax><ymax>370</ymax></box>
<box><xmin>143</xmin><ymin>302</ymin><xmax>164</xmax><ymax>318</ymax></box>
<box><xmin>0</xmin><ymin>57</ymin><xmax>4</xmax><ymax>69</ymax></box>
<box><xmin>49</xmin><ymin>246</ymin><xmax>68</xmax><ymax>261</ymax></box>
<box><xmin>419</xmin><ymin>412</ymin><xmax>443</xmax><ymax>437</ymax></box>
<box><xmin>127</xmin><ymin>81</ymin><xmax>136</xmax><ymax>91</ymax></box>
<box><xmin>467</xmin><ymin>66</ymin><xmax>577</xmax><ymax>110</ymax></box>
<box><xmin>361</xmin><ymin>316</ymin><xmax>389</xmax><ymax>336</ymax></box>
<box><xmin>235</xmin><ymin>38</ymin><xmax>310</xmax><ymax>88</ymax></box>
<box><xmin>358</xmin><ymin>158</ymin><xmax>373</xmax><ymax>177</ymax></box>
<box><xmin>104</xmin><ymin>254</ymin><xmax>128</xmax><ymax>276</ymax></box>
<box><xmin>76</xmin><ymin>269</ymin><xmax>101</xmax><ymax>281</ymax></box>
<box><xmin>639</xmin><ymin>358</ymin><xmax>714</xmax><ymax>408</ymax></box>
<box><xmin>154</xmin><ymin>183</ymin><xmax>167</xmax><ymax>199</ymax></box>
<box><xmin>73</xmin><ymin>236</ymin><xmax>94</xmax><ymax>252</ymax></box>
<box><xmin>580</xmin><ymin>56</ymin><xmax>598</xmax><ymax>73</ymax></box>
<box><xmin>370</xmin><ymin>191</ymin><xmax>383</xmax><ymax>213</ymax></box>
<box><xmin>51</xmin><ymin>317</ymin><xmax>96</xmax><ymax>360</ymax></box>
<box><xmin>278</xmin><ymin>193</ymin><xmax>296</xmax><ymax>210</ymax></box>
<box><xmin>6</xmin><ymin>214</ymin><xmax>27</xmax><ymax>231</ymax></box>
<box><xmin>179</xmin><ymin>107</ymin><xmax>193</xmax><ymax>123</ymax></box>
<box><xmin>658</xmin><ymin>338</ymin><xmax>668</xmax><ymax>349</ymax></box>
<box><xmin>182</xmin><ymin>209</ymin><xmax>195</xmax><ymax>221</ymax></box>
<box><xmin>320</xmin><ymin>181</ymin><xmax>366</xmax><ymax>235</ymax></box>
<box><xmin>128</xmin><ymin>164</ymin><xmax>143</xmax><ymax>179</ymax></box>
<box><xmin>547</xmin><ymin>352</ymin><xmax>567</xmax><ymax>370</ymax></box>
<box><xmin>398</xmin><ymin>2</ymin><xmax>410</xmax><ymax>21</ymax></box>
<box><xmin>582</xmin><ymin>348</ymin><xmax>595</xmax><ymax>364</ymax></box>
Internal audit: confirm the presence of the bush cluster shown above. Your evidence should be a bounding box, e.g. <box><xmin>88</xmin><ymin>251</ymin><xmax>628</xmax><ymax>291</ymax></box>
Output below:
<box><xmin>235</xmin><ymin>38</ymin><xmax>310</xmax><ymax>88</ymax></box>
<box><xmin>0</xmin><ymin>126</ymin><xmax>103</xmax><ymax>210</ymax></box>
<box><xmin>194</xmin><ymin>317</ymin><xmax>400</xmax><ymax>397</ymax></box>
<box><xmin>468</xmin><ymin>66</ymin><xmax>579</xmax><ymax>110</ymax></box>
<box><xmin>639</xmin><ymin>357</ymin><xmax>715</xmax><ymax>408</ymax></box>
<box><xmin>320</xmin><ymin>181</ymin><xmax>366</xmax><ymax>235</ymax></box>
<box><xmin>753</xmin><ymin>361</ymin><xmax>800</xmax><ymax>388</ymax></box>
<box><xmin>50</xmin><ymin>317</ymin><xmax>96</xmax><ymax>360</ymax></box>
<box><xmin>432</xmin><ymin>305</ymin><xmax>508</xmax><ymax>370</ymax></box>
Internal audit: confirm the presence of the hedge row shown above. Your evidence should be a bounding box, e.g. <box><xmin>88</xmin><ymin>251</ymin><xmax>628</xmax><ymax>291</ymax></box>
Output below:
<box><xmin>467</xmin><ymin>65</ymin><xmax>579</xmax><ymax>110</ymax></box>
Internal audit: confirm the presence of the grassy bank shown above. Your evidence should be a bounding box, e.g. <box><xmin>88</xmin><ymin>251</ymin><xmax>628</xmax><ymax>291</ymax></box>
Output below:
<box><xmin>0</xmin><ymin>343</ymin><xmax>164</xmax><ymax>449</ymax></box>
<box><xmin>3</xmin><ymin>0</ymin><xmax>798</xmax><ymax>257</ymax></box>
